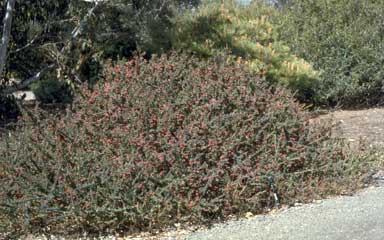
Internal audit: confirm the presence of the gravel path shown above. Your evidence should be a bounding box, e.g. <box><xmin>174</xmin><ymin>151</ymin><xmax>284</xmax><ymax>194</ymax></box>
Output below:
<box><xmin>186</xmin><ymin>185</ymin><xmax>384</xmax><ymax>240</ymax></box>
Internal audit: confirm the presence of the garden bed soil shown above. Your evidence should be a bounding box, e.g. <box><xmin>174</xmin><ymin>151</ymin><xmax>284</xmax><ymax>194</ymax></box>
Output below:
<box><xmin>314</xmin><ymin>108</ymin><xmax>384</xmax><ymax>147</ymax></box>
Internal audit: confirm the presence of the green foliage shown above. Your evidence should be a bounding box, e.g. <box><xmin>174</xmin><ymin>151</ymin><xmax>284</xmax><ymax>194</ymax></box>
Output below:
<box><xmin>172</xmin><ymin>0</ymin><xmax>319</xmax><ymax>102</ymax></box>
<box><xmin>1</xmin><ymin>0</ymin><xmax>73</xmax><ymax>81</ymax></box>
<box><xmin>1</xmin><ymin>0</ymin><xmax>199</xmax><ymax>120</ymax></box>
<box><xmin>0</xmin><ymin>53</ymin><xmax>372</xmax><ymax>237</ymax></box>
<box><xmin>86</xmin><ymin>0</ymin><xmax>200</xmax><ymax>59</ymax></box>
<box><xmin>279</xmin><ymin>0</ymin><xmax>384</xmax><ymax>106</ymax></box>
<box><xmin>30</xmin><ymin>78</ymin><xmax>73</xmax><ymax>104</ymax></box>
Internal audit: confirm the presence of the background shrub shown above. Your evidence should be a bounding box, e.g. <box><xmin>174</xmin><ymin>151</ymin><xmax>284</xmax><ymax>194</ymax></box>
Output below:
<box><xmin>278</xmin><ymin>0</ymin><xmax>384</xmax><ymax>106</ymax></box>
<box><xmin>0</xmin><ymin>53</ymin><xmax>373</xmax><ymax>237</ymax></box>
<box><xmin>31</xmin><ymin>77</ymin><xmax>74</xmax><ymax>104</ymax></box>
<box><xmin>172</xmin><ymin>0</ymin><xmax>319</xmax><ymax>102</ymax></box>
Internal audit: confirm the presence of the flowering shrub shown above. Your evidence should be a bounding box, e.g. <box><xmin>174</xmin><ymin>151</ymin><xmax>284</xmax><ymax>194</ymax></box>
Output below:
<box><xmin>0</xmin><ymin>53</ymin><xmax>372</xmax><ymax>236</ymax></box>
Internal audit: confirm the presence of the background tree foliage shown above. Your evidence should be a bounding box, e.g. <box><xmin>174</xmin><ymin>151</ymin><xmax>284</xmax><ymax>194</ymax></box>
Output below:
<box><xmin>2</xmin><ymin>0</ymin><xmax>73</xmax><ymax>82</ymax></box>
<box><xmin>0</xmin><ymin>0</ymin><xmax>199</xmax><ymax>123</ymax></box>
<box><xmin>1</xmin><ymin>0</ymin><xmax>384</xmax><ymax>117</ymax></box>
<box><xmin>172</xmin><ymin>0</ymin><xmax>319</xmax><ymax>102</ymax></box>
<box><xmin>0</xmin><ymin>0</ymin><xmax>200</xmax><ymax>91</ymax></box>
<box><xmin>278</xmin><ymin>0</ymin><xmax>384</xmax><ymax>106</ymax></box>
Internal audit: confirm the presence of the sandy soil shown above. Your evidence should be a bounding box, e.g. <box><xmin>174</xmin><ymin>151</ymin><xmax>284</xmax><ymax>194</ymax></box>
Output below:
<box><xmin>314</xmin><ymin>108</ymin><xmax>384</xmax><ymax>147</ymax></box>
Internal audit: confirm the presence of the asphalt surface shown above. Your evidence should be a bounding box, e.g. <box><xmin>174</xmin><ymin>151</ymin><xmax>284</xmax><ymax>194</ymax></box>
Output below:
<box><xmin>186</xmin><ymin>186</ymin><xmax>384</xmax><ymax>240</ymax></box>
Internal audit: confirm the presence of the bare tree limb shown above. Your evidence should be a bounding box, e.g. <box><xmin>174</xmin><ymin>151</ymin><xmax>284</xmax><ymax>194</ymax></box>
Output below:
<box><xmin>1</xmin><ymin>64</ymin><xmax>56</xmax><ymax>94</ymax></box>
<box><xmin>9</xmin><ymin>34</ymin><xmax>40</xmax><ymax>55</ymax></box>
<box><xmin>72</xmin><ymin>1</ymin><xmax>105</xmax><ymax>39</ymax></box>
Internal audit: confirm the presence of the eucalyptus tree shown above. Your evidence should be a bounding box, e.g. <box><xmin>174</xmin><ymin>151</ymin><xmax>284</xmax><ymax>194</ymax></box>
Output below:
<box><xmin>0</xmin><ymin>0</ymin><xmax>200</xmax><ymax>95</ymax></box>
<box><xmin>0</xmin><ymin>0</ymin><xmax>103</xmax><ymax>124</ymax></box>
<box><xmin>0</xmin><ymin>0</ymin><xmax>105</xmax><ymax>95</ymax></box>
<box><xmin>0</xmin><ymin>0</ymin><xmax>200</xmax><ymax>124</ymax></box>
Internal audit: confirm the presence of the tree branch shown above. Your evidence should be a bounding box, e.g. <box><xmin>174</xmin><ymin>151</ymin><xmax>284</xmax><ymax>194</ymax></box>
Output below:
<box><xmin>9</xmin><ymin>34</ymin><xmax>40</xmax><ymax>55</ymax></box>
<box><xmin>9</xmin><ymin>17</ymin><xmax>77</xmax><ymax>55</ymax></box>
<box><xmin>72</xmin><ymin>1</ymin><xmax>106</xmax><ymax>39</ymax></box>
<box><xmin>0</xmin><ymin>64</ymin><xmax>56</xmax><ymax>95</ymax></box>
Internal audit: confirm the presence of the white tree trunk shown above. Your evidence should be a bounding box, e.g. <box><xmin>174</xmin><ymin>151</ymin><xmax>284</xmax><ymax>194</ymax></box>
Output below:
<box><xmin>0</xmin><ymin>0</ymin><xmax>15</xmax><ymax>80</ymax></box>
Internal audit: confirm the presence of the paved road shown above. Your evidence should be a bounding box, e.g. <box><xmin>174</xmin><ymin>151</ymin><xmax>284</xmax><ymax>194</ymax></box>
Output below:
<box><xmin>186</xmin><ymin>186</ymin><xmax>384</xmax><ymax>240</ymax></box>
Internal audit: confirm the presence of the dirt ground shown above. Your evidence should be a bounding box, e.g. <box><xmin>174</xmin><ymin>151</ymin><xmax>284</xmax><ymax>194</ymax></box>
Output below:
<box><xmin>314</xmin><ymin>108</ymin><xmax>384</xmax><ymax>147</ymax></box>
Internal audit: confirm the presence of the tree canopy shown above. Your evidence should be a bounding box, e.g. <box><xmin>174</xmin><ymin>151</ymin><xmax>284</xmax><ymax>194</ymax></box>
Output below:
<box><xmin>0</xmin><ymin>0</ymin><xmax>200</xmax><ymax>93</ymax></box>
